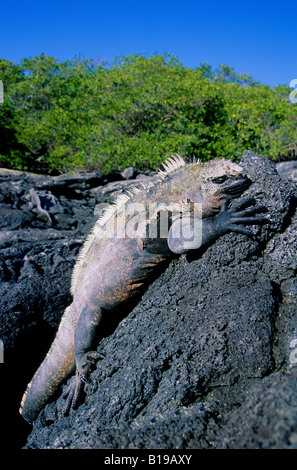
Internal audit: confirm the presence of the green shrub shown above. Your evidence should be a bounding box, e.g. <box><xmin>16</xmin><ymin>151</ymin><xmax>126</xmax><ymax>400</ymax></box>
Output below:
<box><xmin>0</xmin><ymin>53</ymin><xmax>296</xmax><ymax>174</ymax></box>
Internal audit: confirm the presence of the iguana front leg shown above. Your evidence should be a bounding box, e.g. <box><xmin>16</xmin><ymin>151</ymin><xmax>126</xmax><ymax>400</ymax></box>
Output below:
<box><xmin>168</xmin><ymin>197</ymin><xmax>270</xmax><ymax>254</ymax></box>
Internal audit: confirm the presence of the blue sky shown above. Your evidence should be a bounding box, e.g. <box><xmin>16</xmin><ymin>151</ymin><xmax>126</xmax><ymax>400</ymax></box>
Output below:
<box><xmin>1</xmin><ymin>0</ymin><xmax>296</xmax><ymax>87</ymax></box>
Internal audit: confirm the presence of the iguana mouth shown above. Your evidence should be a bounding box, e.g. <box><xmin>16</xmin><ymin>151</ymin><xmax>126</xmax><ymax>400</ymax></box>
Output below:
<box><xmin>224</xmin><ymin>176</ymin><xmax>251</xmax><ymax>197</ymax></box>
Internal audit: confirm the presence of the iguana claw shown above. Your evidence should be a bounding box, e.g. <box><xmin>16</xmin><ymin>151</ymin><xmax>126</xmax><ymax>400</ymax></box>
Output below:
<box><xmin>62</xmin><ymin>373</ymin><xmax>83</xmax><ymax>415</ymax></box>
<box><xmin>219</xmin><ymin>197</ymin><xmax>271</xmax><ymax>237</ymax></box>
<box><xmin>62</xmin><ymin>350</ymin><xmax>102</xmax><ymax>414</ymax></box>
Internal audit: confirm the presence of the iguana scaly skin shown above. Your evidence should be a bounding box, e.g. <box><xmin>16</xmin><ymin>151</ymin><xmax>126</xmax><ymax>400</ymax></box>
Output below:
<box><xmin>20</xmin><ymin>155</ymin><xmax>270</xmax><ymax>423</ymax></box>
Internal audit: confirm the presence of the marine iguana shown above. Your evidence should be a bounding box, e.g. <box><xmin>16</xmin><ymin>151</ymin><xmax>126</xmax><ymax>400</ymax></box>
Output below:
<box><xmin>20</xmin><ymin>155</ymin><xmax>270</xmax><ymax>424</ymax></box>
<box><xmin>28</xmin><ymin>188</ymin><xmax>52</xmax><ymax>226</ymax></box>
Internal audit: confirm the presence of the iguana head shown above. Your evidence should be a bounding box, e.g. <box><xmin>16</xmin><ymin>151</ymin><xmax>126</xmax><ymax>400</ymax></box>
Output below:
<box><xmin>161</xmin><ymin>156</ymin><xmax>251</xmax><ymax>217</ymax></box>
<box><xmin>186</xmin><ymin>158</ymin><xmax>250</xmax><ymax>216</ymax></box>
<box><xmin>199</xmin><ymin>158</ymin><xmax>249</xmax><ymax>195</ymax></box>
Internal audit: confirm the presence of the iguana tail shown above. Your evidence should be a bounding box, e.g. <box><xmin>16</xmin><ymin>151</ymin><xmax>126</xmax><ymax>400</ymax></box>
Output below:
<box><xmin>20</xmin><ymin>306</ymin><xmax>76</xmax><ymax>424</ymax></box>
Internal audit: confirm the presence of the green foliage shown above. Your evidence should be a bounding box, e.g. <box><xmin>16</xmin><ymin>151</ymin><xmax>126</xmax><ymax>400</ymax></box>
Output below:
<box><xmin>0</xmin><ymin>53</ymin><xmax>296</xmax><ymax>174</ymax></box>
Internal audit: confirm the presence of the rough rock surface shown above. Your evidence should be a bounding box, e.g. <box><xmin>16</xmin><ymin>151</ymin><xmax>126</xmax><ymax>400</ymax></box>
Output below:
<box><xmin>1</xmin><ymin>152</ymin><xmax>297</xmax><ymax>449</ymax></box>
<box><xmin>276</xmin><ymin>161</ymin><xmax>297</xmax><ymax>182</ymax></box>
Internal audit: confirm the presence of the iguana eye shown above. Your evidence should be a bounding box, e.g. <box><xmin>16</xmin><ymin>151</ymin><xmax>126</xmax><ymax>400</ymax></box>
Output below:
<box><xmin>211</xmin><ymin>176</ymin><xmax>228</xmax><ymax>184</ymax></box>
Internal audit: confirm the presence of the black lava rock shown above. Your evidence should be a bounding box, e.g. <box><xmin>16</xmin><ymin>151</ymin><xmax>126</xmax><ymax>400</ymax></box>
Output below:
<box><xmin>1</xmin><ymin>152</ymin><xmax>297</xmax><ymax>449</ymax></box>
